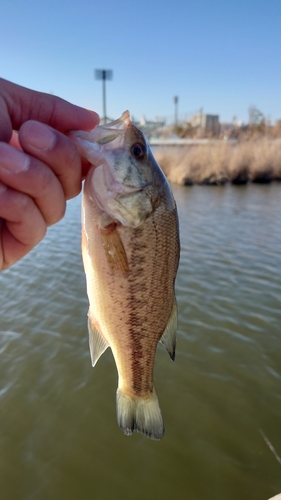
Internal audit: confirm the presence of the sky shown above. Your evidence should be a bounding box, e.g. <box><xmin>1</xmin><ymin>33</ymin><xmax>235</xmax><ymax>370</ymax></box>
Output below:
<box><xmin>1</xmin><ymin>0</ymin><xmax>281</xmax><ymax>125</ymax></box>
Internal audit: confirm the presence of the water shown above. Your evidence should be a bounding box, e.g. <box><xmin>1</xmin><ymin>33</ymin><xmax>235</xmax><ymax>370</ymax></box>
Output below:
<box><xmin>1</xmin><ymin>183</ymin><xmax>281</xmax><ymax>500</ymax></box>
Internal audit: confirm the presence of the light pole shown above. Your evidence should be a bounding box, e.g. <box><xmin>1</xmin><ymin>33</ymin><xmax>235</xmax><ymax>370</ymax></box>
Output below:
<box><xmin>174</xmin><ymin>96</ymin><xmax>179</xmax><ymax>126</ymax></box>
<box><xmin>95</xmin><ymin>69</ymin><xmax>113</xmax><ymax>123</ymax></box>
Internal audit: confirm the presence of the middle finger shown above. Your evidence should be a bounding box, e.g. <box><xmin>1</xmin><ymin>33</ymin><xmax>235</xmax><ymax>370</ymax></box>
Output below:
<box><xmin>0</xmin><ymin>143</ymin><xmax>66</xmax><ymax>226</ymax></box>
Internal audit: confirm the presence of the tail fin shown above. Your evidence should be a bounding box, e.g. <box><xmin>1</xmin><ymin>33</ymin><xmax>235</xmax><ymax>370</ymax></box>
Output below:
<box><xmin>116</xmin><ymin>388</ymin><xmax>164</xmax><ymax>440</ymax></box>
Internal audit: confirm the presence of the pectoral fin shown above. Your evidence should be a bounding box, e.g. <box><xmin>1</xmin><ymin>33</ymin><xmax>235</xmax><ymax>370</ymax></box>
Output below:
<box><xmin>99</xmin><ymin>224</ymin><xmax>129</xmax><ymax>276</ymax></box>
<box><xmin>88</xmin><ymin>317</ymin><xmax>109</xmax><ymax>367</ymax></box>
<box><xmin>159</xmin><ymin>299</ymin><xmax>177</xmax><ymax>361</ymax></box>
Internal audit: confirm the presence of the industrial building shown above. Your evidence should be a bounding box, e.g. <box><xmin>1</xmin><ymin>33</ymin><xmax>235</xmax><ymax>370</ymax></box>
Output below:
<box><xmin>190</xmin><ymin>113</ymin><xmax>220</xmax><ymax>134</ymax></box>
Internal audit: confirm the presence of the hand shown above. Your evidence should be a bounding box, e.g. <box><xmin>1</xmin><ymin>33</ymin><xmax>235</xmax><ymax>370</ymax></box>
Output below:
<box><xmin>0</xmin><ymin>78</ymin><xmax>99</xmax><ymax>270</ymax></box>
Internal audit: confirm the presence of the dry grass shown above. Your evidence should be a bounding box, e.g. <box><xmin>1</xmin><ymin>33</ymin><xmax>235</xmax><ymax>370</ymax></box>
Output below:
<box><xmin>154</xmin><ymin>139</ymin><xmax>281</xmax><ymax>186</ymax></box>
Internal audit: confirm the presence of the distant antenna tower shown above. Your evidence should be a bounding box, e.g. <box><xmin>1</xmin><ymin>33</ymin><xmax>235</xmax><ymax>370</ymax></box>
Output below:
<box><xmin>95</xmin><ymin>69</ymin><xmax>113</xmax><ymax>123</ymax></box>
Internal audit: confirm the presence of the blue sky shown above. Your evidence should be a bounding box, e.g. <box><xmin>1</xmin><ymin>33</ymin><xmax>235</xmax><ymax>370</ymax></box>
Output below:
<box><xmin>1</xmin><ymin>0</ymin><xmax>281</xmax><ymax>124</ymax></box>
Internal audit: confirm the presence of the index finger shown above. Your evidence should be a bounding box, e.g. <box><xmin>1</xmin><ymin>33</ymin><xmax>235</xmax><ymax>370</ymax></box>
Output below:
<box><xmin>0</xmin><ymin>78</ymin><xmax>100</xmax><ymax>142</ymax></box>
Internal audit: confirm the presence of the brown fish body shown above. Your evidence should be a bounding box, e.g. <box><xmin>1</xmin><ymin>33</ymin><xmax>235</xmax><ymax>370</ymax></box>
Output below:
<box><xmin>70</xmin><ymin>112</ymin><xmax>180</xmax><ymax>439</ymax></box>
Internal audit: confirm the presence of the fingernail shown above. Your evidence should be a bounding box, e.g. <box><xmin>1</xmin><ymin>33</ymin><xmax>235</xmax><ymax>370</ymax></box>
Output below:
<box><xmin>23</xmin><ymin>121</ymin><xmax>55</xmax><ymax>151</ymax></box>
<box><xmin>0</xmin><ymin>143</ymin><xmax>29</xmax><ymax>173</ymax></box>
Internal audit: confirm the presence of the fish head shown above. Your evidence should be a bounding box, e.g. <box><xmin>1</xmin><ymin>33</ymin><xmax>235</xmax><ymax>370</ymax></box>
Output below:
<box><xmin>70</xmin><ymin>111</ymin><xmax>161</xmax><ymax>228</ymax></box>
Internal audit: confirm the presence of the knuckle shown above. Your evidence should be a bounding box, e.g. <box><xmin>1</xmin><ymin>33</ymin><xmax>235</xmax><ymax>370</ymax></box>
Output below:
<box><xmin>37</xmin><ymin>165</ymin><xmax>54</xmax><ymax>196</ymax></box>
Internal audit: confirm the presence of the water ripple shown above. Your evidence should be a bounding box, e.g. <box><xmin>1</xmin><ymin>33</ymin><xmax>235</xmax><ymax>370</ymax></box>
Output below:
<box><xmin>1</xmin><ymin>185</ymin><xmax>281</xmax><ymax>499</ymax></box>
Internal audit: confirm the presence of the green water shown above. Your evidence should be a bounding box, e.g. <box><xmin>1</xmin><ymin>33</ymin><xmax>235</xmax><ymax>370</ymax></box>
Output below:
<box><xmin>1</xmin><ymin>183</ymin><xmax>281</xmax><ymax>500</ymax></box>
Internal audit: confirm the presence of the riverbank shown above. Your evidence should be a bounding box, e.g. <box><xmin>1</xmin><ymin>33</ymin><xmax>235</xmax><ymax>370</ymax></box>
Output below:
<box><xmin>154</xmin><ymin>138</ymin><xmax>281</xmax><ymax>185</ymax></box>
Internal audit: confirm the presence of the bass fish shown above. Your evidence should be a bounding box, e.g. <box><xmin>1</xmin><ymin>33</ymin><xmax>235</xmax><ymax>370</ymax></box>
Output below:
<box><xmin>70</xmin><ymin>111</ymin><xmax>180</xmax><ymax>440</ymax></box>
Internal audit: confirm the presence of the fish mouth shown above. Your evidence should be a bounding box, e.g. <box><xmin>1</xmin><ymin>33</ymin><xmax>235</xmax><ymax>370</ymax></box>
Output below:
<box><xmin>68</xmin><ymin>111</ymin><xmax>132</xmax><ymax>159</ymax></box>
<box><xmin>90</xmin><ymin>111</ymin><xmax>131</xmax><ymax>145</ymax></box>
<box><xmin>101</xmin><ymin>111</ymin><xmax>131</xmax><ymax>130</ymax></box>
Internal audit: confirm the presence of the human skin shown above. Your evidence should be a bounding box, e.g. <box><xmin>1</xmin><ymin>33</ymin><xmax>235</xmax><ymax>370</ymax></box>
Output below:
<box><xmin>0</xmin><ymin>78</ymin><xmax>99</xmax><ymax>270</ymax></box>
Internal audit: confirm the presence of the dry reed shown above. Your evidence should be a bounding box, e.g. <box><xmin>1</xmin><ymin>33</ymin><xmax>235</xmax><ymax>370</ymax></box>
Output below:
<box><xmin>154</xmin><ymin>139</ymin><xmax>281</xmax><ymax>186</ymax></box>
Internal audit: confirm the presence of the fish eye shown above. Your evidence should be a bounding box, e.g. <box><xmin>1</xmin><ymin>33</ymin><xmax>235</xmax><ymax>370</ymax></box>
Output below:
<box><xmin>131</xmin><ymin>143</ymin><xmax>146</xmax><ymax>159</ymax></box>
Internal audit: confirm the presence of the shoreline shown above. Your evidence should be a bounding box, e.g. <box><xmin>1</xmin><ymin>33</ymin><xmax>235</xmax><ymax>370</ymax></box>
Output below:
<box><xmin>154</xmin><ymin>138</ymin><xmax>281</xmax><ymax>186</ymax></box>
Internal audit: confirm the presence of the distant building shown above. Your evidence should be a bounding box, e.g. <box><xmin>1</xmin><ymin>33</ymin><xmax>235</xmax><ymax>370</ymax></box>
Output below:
<box><xmin>132</xmin><ymin>116</ymin><xmax>166</xmax><ymax>139</ymax></box>
<box><xmin>135</xmin><ymin>116</ymin><xmax>166</xmax><ymax>127</ymax></box>
<box><xmin>190</xmin><ymin>113</ymin><xmax>220</xmax><ymax>134</ymax></box>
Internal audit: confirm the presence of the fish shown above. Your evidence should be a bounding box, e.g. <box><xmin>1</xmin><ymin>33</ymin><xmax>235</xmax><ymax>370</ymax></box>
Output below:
<box><xmin>69</xmin><ymin>111</ymin><xmax>180</xmax><ymax>440</ymax></box>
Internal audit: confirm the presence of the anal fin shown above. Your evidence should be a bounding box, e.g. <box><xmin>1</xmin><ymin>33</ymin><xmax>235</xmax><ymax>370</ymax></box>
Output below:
<box><xmin>159</xmin><ymin>299</ymin><xmax>177</xmax><ymax>361</ymax></box>
<box><xmin>88</xmin><ymin>317</ymin><xmax>109</xmax><ymax>367</ymax></box>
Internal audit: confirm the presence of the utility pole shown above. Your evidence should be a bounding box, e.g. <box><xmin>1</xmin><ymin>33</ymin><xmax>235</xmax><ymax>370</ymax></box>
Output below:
<box><xmin>174</xmin><ymin>96</ymin><xmax>179</xmax><ymax>126</ymax></box>
<box><xmin>95</xmin><ymin>69</ymin><xmax>113</xmax><ymax>123</ymax></box>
